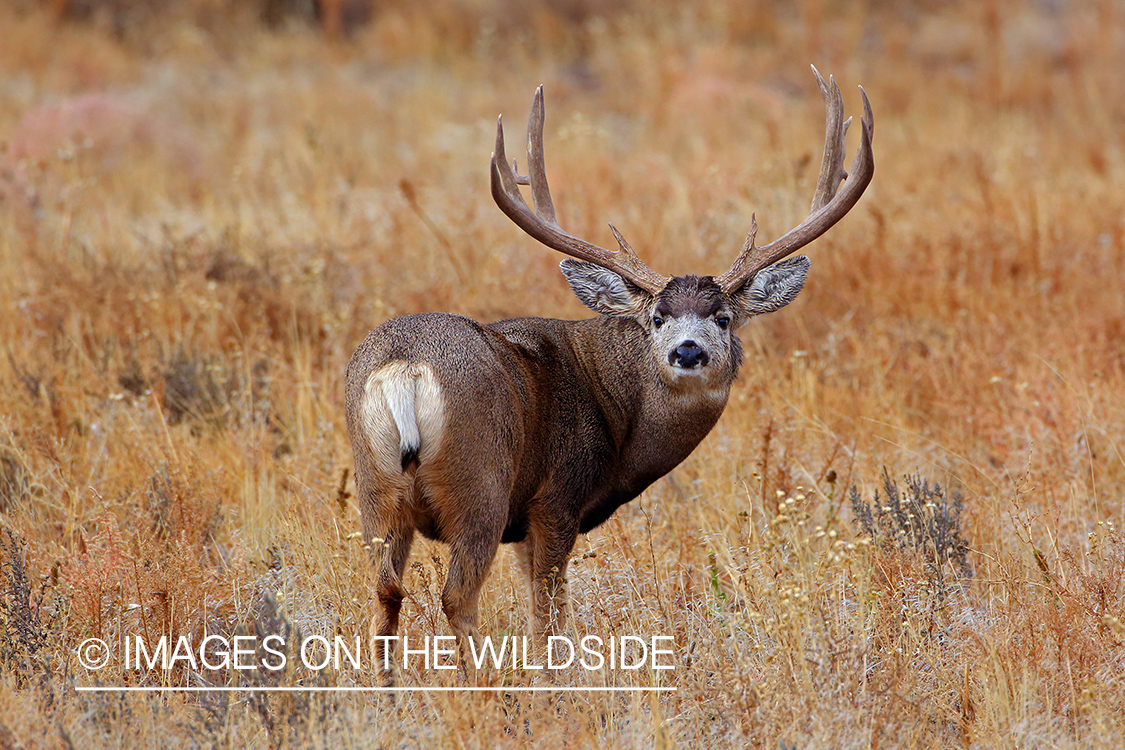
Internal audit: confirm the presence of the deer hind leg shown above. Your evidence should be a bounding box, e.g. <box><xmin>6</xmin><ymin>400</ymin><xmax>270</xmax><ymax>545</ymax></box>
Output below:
<box><xmin>354</xmin><ymin>460</ymin><xmax>415</xmax><ymax>684</ymax></box>
<box><xmin>520</xmin><ymin>515</ymin><xmax>579</xmax><ymax>643</ymax></box>
<box><xmin>369</xmin><ymin>521</ymin><xmax>414</xmax><ymax>683</ymax></box>
<box><xmin>441</xmin><ymin>543</ymin><xmax>496</xmax><ymax>683</ymax></box>
<box><xmin>428</xmin><ymin>477</ymin><xmax>508</xmax><ymax>682</ymax></box>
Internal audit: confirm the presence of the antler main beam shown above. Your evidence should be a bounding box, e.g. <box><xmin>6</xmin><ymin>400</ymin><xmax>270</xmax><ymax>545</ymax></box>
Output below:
<box><xmin>490</xmin><ymin>87</ymin><xmax>670</xmax><ymax>294</ymax></box>
<box><xmin>491</xmin><ymin>71</ymin><xmax>873</xmax><ymax>298</ymax></box>
<box><xmin>715</xmin><ymin>66</ymin><xmax>875</xmax><ymax>294</ymax></box>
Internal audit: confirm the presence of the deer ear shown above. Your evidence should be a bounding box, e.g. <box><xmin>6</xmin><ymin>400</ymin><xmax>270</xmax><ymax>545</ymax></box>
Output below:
<box><xmin>730</xmin><ymin>255</ymin><xmax>810</xmax><ymax>326</ymax></box>
<box><xmin>560</xmin><ymin>259</ymin><xmax>653</xmax><ymax>318</ymax></box>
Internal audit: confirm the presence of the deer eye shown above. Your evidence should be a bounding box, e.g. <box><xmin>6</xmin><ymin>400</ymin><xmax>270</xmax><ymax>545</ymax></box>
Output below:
<box><xmin>653</xmin><ymin>316</ymin><xmax>664</xmax><ymax>329</ymax></box>
<box><xmin>715</xmin><ymin>316</ymin><xmax>731</xmax><ymax>330</ymax></box>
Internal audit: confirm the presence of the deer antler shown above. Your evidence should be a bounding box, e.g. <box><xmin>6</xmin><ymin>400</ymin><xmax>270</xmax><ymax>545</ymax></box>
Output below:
<box><xmin>714</xmin><ymin>66</ymin><xmax>875</xmax><ymax>294</ymax></box>
<box><xmin>490</xmin><ymin>87</ymin><xmax>670</xmax><ymax>294</ymax></box>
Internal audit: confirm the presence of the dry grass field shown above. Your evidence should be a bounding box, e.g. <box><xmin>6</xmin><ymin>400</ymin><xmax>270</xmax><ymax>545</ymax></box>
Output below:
<box><xmin>1</xmin><ymin>0</ymin><xmax>1124</xmax><ymax>747</ymax></box>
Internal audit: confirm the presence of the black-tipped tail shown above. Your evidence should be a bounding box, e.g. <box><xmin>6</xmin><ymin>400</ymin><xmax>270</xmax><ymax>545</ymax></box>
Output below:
<box><xmin>400</xmin><ymin>446</ymin><xmax>419</xmax><ymax>471</ymax></box>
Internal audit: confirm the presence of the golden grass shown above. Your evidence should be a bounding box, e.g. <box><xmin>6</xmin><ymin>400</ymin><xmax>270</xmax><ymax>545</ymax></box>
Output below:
<box><xmin>1</xmin><ymin>0</ymin><xmax>1124</xmax><ymax>747</ymax></box>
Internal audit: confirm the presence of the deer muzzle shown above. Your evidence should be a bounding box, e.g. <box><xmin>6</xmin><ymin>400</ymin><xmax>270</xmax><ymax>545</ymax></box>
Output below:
<box><xmin>670</xmin><ymin>341</ymin><xmax>709</xmax><ymax>369</ymax></box>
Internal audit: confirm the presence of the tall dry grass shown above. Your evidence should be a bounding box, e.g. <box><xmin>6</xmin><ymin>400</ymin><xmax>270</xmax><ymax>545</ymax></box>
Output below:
<box><xmin>1</xmin><ymin>0</ymin><xmax>1124</xmax><ymax>747</ymax></box>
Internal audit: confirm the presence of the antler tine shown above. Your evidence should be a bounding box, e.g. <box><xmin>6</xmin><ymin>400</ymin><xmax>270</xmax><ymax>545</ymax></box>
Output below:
<box><xmin>492</xmin><ymin>113</ymin><xmax>528</xmax><ymax>208</ymax></box>
<box><xmin>809</xmin><ymin>66</ymin><xmax>849</xmax><ymax>214</ymax></box>
<box><xmin>525</xmin><ymin>87</ymin><xmax>557</xmax><ymax>225</ymax></box>
<box><xmin>490</xmin><ymin>88</ymin><xmax>669</xmax><ymax>294</ymax></box>
<box><xmin>715</xmin><ymin>67</ymin><xmax>875</xmax><ymax>294</ymax></box>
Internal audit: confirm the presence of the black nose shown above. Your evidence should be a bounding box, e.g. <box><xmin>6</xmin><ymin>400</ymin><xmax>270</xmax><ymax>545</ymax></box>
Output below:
<box><xmin>670</xmin><ymin>340</ymin><xmax>709</xmax><ymax>369</ymax></box>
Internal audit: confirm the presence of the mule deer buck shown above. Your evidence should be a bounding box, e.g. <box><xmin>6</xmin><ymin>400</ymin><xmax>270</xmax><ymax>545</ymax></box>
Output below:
<box><xmin>346</xmin><ymin>67</ymin><xmax>873</xmax><ymax>677</ymax></box>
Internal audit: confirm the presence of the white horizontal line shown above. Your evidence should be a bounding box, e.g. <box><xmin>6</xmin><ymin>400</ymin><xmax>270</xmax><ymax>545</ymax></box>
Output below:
<box><xmin>75</xmin><ymin>686</ymin><xmax>676</xmax><ymax>693</ymax></box>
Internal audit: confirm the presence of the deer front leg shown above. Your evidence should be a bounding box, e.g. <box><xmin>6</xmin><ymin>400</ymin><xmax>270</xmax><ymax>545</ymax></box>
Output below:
<box><xmin>520</xmin><ymin>515</ymin><xmax>579</xmax><ymax>644</ymax></box>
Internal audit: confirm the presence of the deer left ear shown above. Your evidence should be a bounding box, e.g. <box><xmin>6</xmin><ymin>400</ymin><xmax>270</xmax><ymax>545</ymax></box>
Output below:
<box><xmin>730</xmin><ymin>255</ymin><xmax>810</xmax><ymax>326</ymax></box>
<box><xmin>560</xmin><ymin>259</ymin><xmax>653</xmax><ymax>318</ymax></box>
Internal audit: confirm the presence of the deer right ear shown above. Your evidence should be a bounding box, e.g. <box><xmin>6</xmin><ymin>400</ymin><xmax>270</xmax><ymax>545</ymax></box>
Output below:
<box><xmin>560</xmin><ymin>259</ymin><xmax>653</xmax><ymax>318</ymax></box>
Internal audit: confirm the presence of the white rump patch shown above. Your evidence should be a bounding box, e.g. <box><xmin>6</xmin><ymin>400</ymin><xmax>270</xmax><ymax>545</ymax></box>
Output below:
<box><xmin>361</xmin><ymin>362</ymin><xmax>445</xmax><ymax>473</ymax></box>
